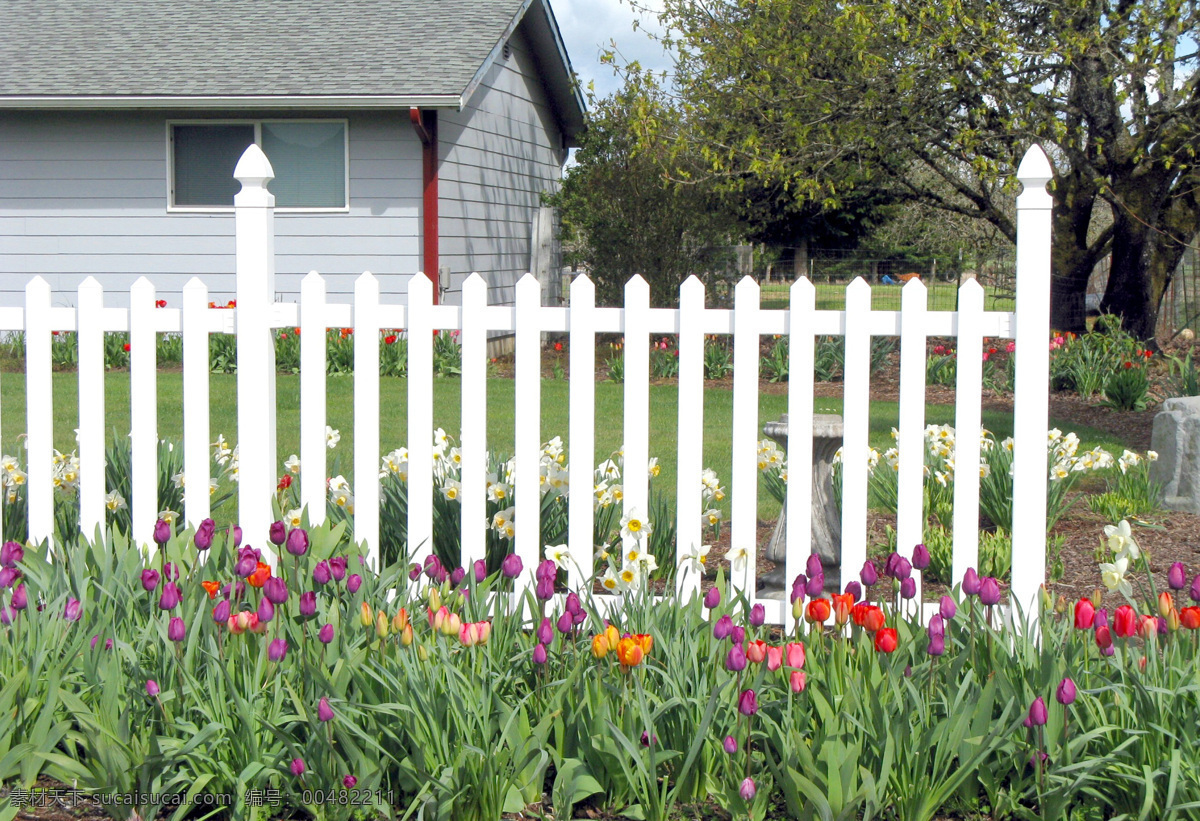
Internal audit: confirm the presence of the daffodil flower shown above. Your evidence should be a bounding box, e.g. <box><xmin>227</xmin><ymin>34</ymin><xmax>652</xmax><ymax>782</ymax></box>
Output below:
<box><xmin>1104</xmin><ymin>520</ymin><xmax>1138</xmax><ymax>559</ymax></box>
<box><xmin>1099</xmin><ymin>555</ymin><xmax>1133</xmax><ymax>599</ymax></box>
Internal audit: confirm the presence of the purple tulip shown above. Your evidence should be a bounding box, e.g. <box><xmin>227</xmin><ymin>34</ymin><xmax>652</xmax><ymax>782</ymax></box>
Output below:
<box><xmin>141</xmin><ymin>568</ymin><xmax>160</xmax><ymax>592</ymax></box>
<box><xmin>319</xmin><ymin>623</ymin><xmax>335</xmax><ymax>644</ymax></box>
<box><xmin>257</xmin><ymin>596</ymin><xmax>275</xmax><ymax>624</ymax></box>
<box><xmin>893</xmin><ymin>556</ymin><xmax>912</xmax><ymax>581</ymax></box>
<box><xmin>268</xmin><ymin>638</ymin><xmax>288</xmax><ymax>662</ymax></box>
<box><xmin>329</xmin><ymin>556</ymin><xmax>347</xmax><ymax>582</ymax></box>
<box><xmin>269</xmin><ymin>521</ymin><xmax>287</xmax><ymax>546</ymax></box>
<box><xmin>90</xmin><ymin>634</ymin><xmax>100</xmax><ymax>649</ymax></box>
<box><xmin>557</xmin><ymin>611</ymin><xmax>573</xmax><ymax>635</ymax></box>
<box><xmin>565</xmin><ymin>592</ymin><xmax>583</xmax><ymax>616</ymax></box>
<box><xmin>928</xmin><ymin>614</ymin><xmax>945</xmax><ymax>638</ymax></box>
<box><xmin>844</xmin><ymin>581</ymin><xmax>862</xmax><ymax>602</ymax></box>
<box><xmin>532</xmin><ymin>643</ymin><xmax>548</xmax><ymax>665</ymax></box>
<box><xmin>884</xmin><ymin>553</ymin><xmax>901</xmax><ymax>578</ymax></box>
<box><xmin>194</xmin><ymin>519</ymin><xmax>215</xmax><ymax>551</ymax></box>
<box><xmin>927</xmin><ymin>633</ymin><xmax>945</xmax><ymax>656</ymax></box>
<box><xmin>979</xmin><ymin>577</ymin><xmax>1001</xmax><ymax>606</ymax></box>
<box><xmin>0</xmin><ymin>567</ymin><xmax>18</xmax><ymax>588</ymax></box>
<box><xmin>939</xmin><ymin>595</ymin><xmax>956</xmax><ymax>620</ymax></box>
<box><xmin>740</xmin><ymin>778</ymin><xmax>756</xmax><ymax>801</ymax></box>
<box><xmin>723</xmin><ymin>735</ymin><xmax>738</xmax><ymax>755</ymax></box>
<box><xmin>285</xmin><ymin>528</ymin><xmax>309</xmax><ymax>556</ymax></box>
<box><xmin>1094</xmin><ymin>607</ymin><xmax>1109</xmax><ymax>629</ymax></box>
<box><xmin>790</xmin><ymin>578</ymin><xmax>805</xmax><ymax>605</ymax></box>
<box><xmin>806</xmin><ymin>573</ymin><xmax>825</xmax><ymax>598</ymax></box>
<box><xmin>640</xmin><ymin>730</ymin><xmax>657</xmax><ymax>747</ymax></box>
<box><xmin>0</xmin><ymin>541</ymin><xmax>23</xmax><ymax>567</ymax></box>
<box><xmin>737</xmin><ymin>688</ymin><xmax>759</xmax><ymax>716</ymax></box>
<box><xmin>713</xmin><ymin>614</ymin><xmax>733</xmax><ymax>640</ymax></box>
<box><xmin>105</xmin><ymin>638</ymin><xmax>113</xmax><ymax>650</ymax></box>
<box><xmin>912</xmin><ymin>544</ymin><xmax>931</xmax><ymax>570</ymax></box>
<box><xmin>231</xmin><ymin>526</ymin><xmax>243</xmax><ymax>548</ymax></box>
<box><xmin>501</xmin><ymin>553</ymin><xmax>523</xmax><ymax>579</ymax></box>
<box><xmin>730</xmin><ymin>626</ymin><xmax>746</xmax><ymax>646</ymax></box>
<box><xmin>313</xmin><ymin>560</ymin><xmax>332</xmax><ymax>586</ymax></box>
<box><xmin>318</xmin><ymin>697</ymin><xmax>334</xmax><ymax>722</ymax></box>
<box><xmin>10</xmin><ymin>583</ymin><xmax>26</xmax><ymax>611</ymax></box>
<box><xmin>962</xmin><ymin>568</ymin><xmax>981</xmax><ymax>596</ymax></box>
<box><xmin>347</xmin><ymin>574</ymin><xmax>362</xmax><ymax>594</ymax></box>
<box><xmin>536</xmin><ymin>577</ymin><xmax>555</xmax><ymax>601</ymax></box>
<box><xmin>1167</xmin><ymin>562</ymin><xmax>1187</xmax><ymax>591</ymax></box>
<box><xmin>408</xmin><ymin>563</ymin><xmax>422</xmax><ymax>582</ymax></box>
<box><xmin>213</xmin><ymin>599</ymin><xmax>231</xmax><ymax>624</ymax></box>
<box><xmin>1190</xmin><ymin>574</ymin><xmax>1200</xmax><ymax>603</ymax></box>
<box><xmin>290</xmin><ymin>757</ymin><xmax>305</xmax><ymax>777</ymax></box>
<box><xmin>748</xmin><ymin>603</ymin><xmax>765</xmax><ymax>627</ymax></box>
<box><xmin>343</xmin><ymin>776</ymin><xmax>357</xmax><ymax>789</ymax></box>
<box><xmin>423</xmin><ymin>555</ymin><xmax>443</xmax><ymax>580</ymax></box>
<box><xmin>474</xmin><ymin>559</ymin><xmax>487</xmax><ymax>583</ymax></box>
<box><xmin>153</xmin><ymin>518</ymin><xmax>172</xmax><ymax>546</ymax></box>
<box><xmin>168</xmin><ymin>616</ymin><xmax>185</xmax><ymax>642</ymax></box>
<box><xmin>163</xmin><ymin>562</ymin><xmax>180</xmax><ymax>582</ymax></box>
<box><xmin>235</xmin><ymin>548</ymin><xmax>259</xmax><ymax>578</ymax></box>
<box><xmin>726</xmin><ymin>643</ymin><xmax>747</xmax><ymax>672</ymax></box>
<box><xmin>299</xmin><ymin>591</ymin><xmax>317</xmax><ymax>618</ymax></box>
<box><xmin>536</xmin><ymin>559</ymin><xmax>557</xmax><ymax>583</ymax></box>
<box><xmin>450</xmin><ymin>567</ymin><xmax>466</xmax><ymax>587</ymax></box>
<box><xmin>146</xmin><ymin>680</ymin><xmax>160</xmax><ymax>697</ymax></box>
<box><xmin>63</xmin><ymin>598</ymin><xmax>81</xmax><ymax>622</ymax></box>
<box><xmin>806</xmin><ymin>553</ymin><xmax>823</xmax><ymax>577</ymax></box>
<box><xmin>703</xmin><ymin>586</ymin><xmax>721</xmax><ymax>608</ymax></box>
<box><xmin>1026</xmin><ymin>696</ymin><xmax>1048</xmax><ymax>727</ymax></box>
<box><xmin>860</xmin><ymin>561</ymin><xmax>878</xmax><ymax>587</ymax></box>
<box><xmin>264</xmin><ymin>577</ymin><xmax>289</xmax><ymax>605</ymax></box>
<box><xmin>537</xmin><ymin>617</ymin><xmax>554</xmax><ymax>646</ymax></box>
<box><xmin>0</xmin><ymin>605</ymin><xmax>11</xmax><ymax>626</ymax></box>
<box><xmin>900</xmin><ymin>577</ymin><xmax>917</xmax><ymax>600</ymax></box>
<box><xmin>1056</xmin><ymin>678</ymin><xmax>1077</xmax><ymax>706</ymax></box>
<box><xmin>572</xmin><ymin>607</ymin><xmax>586</xmax><ymax>626</ymax></box>
<box><xmin>1157</xmin><ymin>615</ymin><xmax>1168</xmax><ymax>636</ymax></box>
<box><xmin>158</xmin><ymin>582</ymin><xmax>181</xmax><ymax>611</ymax></box>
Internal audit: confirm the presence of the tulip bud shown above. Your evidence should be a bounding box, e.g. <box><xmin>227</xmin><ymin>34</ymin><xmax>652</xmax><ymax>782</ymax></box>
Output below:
<box><xmin>928</xmin><ymin>614</ymin><xmax>945</xmax><ymax>639</ymax></box>
<box><xmin>194</xmin><ymin>519</ymin><xmax>215</xmax><ymax>551</ymax></box>
<box><xmin>737</xmin><ymin>688</ymin><xmax>759</xmax><ymax>716</ymax></box>
<box><xmin>749</xmin><ymin>603</ymin><xmax>765</xmax><ymax>627</ymax></box>
<box><xmin>474</xmin><ymin>559</ymin><xmax>488</xmax><ymax>583</ymax></box>
<box><xmin>153</xmin><ymin>518</ymin><xmax>171</xmax><ymax>546</ymax></box>
<box><xmin>1168</xmin><ymin>562</ymin><xmax>1187</xmax><ymax>591</ymax></box>
<box><xmin>257</xmin><ymin>596</ymin><xmax>274</xmax><ymax>624</ymax></box>
<box><xmin>725</xmin><ymin>643</ymin><xmax>747</xmax><ymax>672</ymax></box>
<box><xmin>860</xmin><ymin>561</ymin><xmax>878</xmax><ymax>587</ymax></box>
<box><xmin>927</xmin><ymin>632</ymin><xmax>945</xmax><ymax>656</ymax></box>
<box><xmin>766</xmin><ymin>644</ymin><xmax>783</xmax><ymax>671</ymax></box>
<box><xmin>285</xmin><ymin>527</ymin><xmax>309</xmax><ymax>556</ymax></box>
<box><xmin>713</xmin><ymin>614</ymin><xmax>733</xmax><ymax>640</ymax></box>
<box><xmin>746</xmin><ymin>639</ymin><xmax>767</xmax><ymax>664</ymax></box>
<box><xmin>10</xmin><ymin>583</ymin><xmax>27</xmax><ymax>611</ymax></box>
<box><xmin>1027</xmin><ymin>696</ymin><xmax>1048</xmax><ymax>727</ymax></box>
<box><xmin>536</xmin><ymin>576</ymin><xmax>555</xmax><ymax>601</ymax></box>
<box><xmin>343</xmin><ymin>775</ymin><xmax>357</xmax><ymax>789</ymax></box>
<box><xmin>805</xmin><ymin>573</ymin><xmax>825</xmax><ymax>598</ymax></box>
<box><xmin>417</xmin><ymin>644</ymin><xmax>429</xmax><ymax>661</ymax></box>
<box><xmin>501</xmin><ymin>553</ymin><xmax>523</xmax><ymax>579</ymax></box>
<box><xmin>269</xmin><ymin>638</ymin><xmax>288</xmax><ymax>662</ymax></box>
<box><xmin>427</xmin><ymin>586</ymin><xmax>442</xmax><ymax>612</ymax></box>
<box><xmin>319</xmin><ymin>623</ymin><xmax>335</xmax><ymax>644</ymax></box>
<box><xmin>1095</xmin><ymin>624</ymin><xmax>1113</xmax><ymax>650</ymax></box>
<box><xmin>0</xmin><ymin>541</ymin><xmax>23</xmax><ymax>567</ymax></box>
<box><xmin>899</xmin><ymin>577</ymin><xmax>917</xmax><ymax>600</ymax></box>
<box><xmin>537</xmin><ymin>617</ymin><xmax>553</xmax><ymax>645</ymax></box>
<box><xmin>360</xmin><ymin>602</ymin><xmax>373</xmax><ymax>627</ymax></box>
<box><xmin>1055</xmin><ymin>594</ymin><xmax>1068</xmax><ymax>615</ymax></box>
<box><xmin>844</xmin><ymin>581</ymin><xmax>862</xmax><ymax>603</ymax></box>
<box><xmin>723</xmin><ymin>735</ymin><xmax>738</xmax><ymax>754</ymax></box>
<box><xmin>703</xmin><ymin>586</ymin><xmax>721</xmax><ymax>608</ymax></box>
<box><xmin>375</xmin><ymin>611</ymin><xmax>390</xmax><ymax>638</ymax></box>
<box><xmin>740</xmin><ymin>778</ymin><xmax>756</xmax><ymax>801</ymax></box>
<box><xmin>400</xmin><ymin>623</ymin><xmax>414</xmax><ymax>646</ymax></box>
<box><xmin>391</xmin><ymin>607</ymin><xmax>409</xmax><ymax>633</ymax></box>
<box><xmin>791</xmin><ymin>576</ymin><xmax>806</xmax><ymax>604</ymax></box>
<box><xmin>1188</xmin><ymin>573</ymin><xmax>1200</xmax><ymax>603</ymax></box>
<box><xmin>789</xmin><ymin>670</ymin><xmax>806</xmax><ymax>692</ymax></box>
<box><xmin>784</xmin><ymin>641</ymin><xmax>805</xmax><ymax>669</ymax></box>
<box><xmin>167</xmin><ymin>616</ymin><xmax>185</xmax><ymax>642</ymax></box>
<box><xmin>912</xmin><ymin>544</ymin><xmax>931</xmax><ymax>570</ymax></box>
<box><xmin>318</xmin><ymin>697</ymin><xmax>334</xmax><ymax>722</ymax></box>
<box><xmin>146</xmin><ymin>680</ymin><xmax>160</xmax><ymax>697</ymax></box>
<box><xmin>140</xmin><ymin>568</ymin><xmax>160</xmax><ymax>592</ymax></box>
<box><xmin>533</xmin><ymin>643</ymin><xmax>548</xmax><ymax>665</ymax></box>
<box><xmin>290</xmin><ymin>758</ymin><xmax>305</xmax><ymax>777</ymax></box>
<box><xmin>940</xmin><ymin>595</ymin><xmax>956</xmax><ymax>620</ymax></box>
<box><xmin>962</xmin><ymin>568</ymin><xmax>980</xmax><ymax>596</ymax></box>
<box><xmin>329</xmin><ymin>557</ymin><xmax>347</xmax><ymax>582</ymax></box>
<box><xmin>268</xmin><ymin>521</ymin><xmax>287</xmax><ymax>546</ymax></box>
<box><xmin>557</xmin><ymin>611</ymin><xmax>573</xmax><ymax>635</ymax></box>
<box><xmin>1091</xmin><ymin>587</ymin><xmax>1104</xmax><ymax>608</ymax></box>
<box><xmin>313</xmin><ymin>560</ymin><xmax>332</xmax><ymax>586</ymax></box>
<box><xmin>450</xmin><ymin>566</ymin><xmax>466</xmax><ymax>587</ymax></box>
<box><xmin>264</xmin><ymin>577</ymin><xmax>288</xmax><ymax>605</ymax></box>
<box><xmin>1181</xmin><ymin>606</ymin><xmax>1200</xmax><ymax>630</ymax></box>
<box><xmin>792</xmin><ymin>598</ymin><xmax>804</xmax><ymax>620</ymax></box>
<box><xmin>1159</xmin><ymin>591</ymin><xmax>1175</xmax><ymax>619</ymax></box>
<box><xmin>298</xmin><ymin>591</ymin><xmax>317</xmax><ymax>618</ymax></box>
<box><xmin>591</xmin><ymin>634</ymin><xmax>609</xmax><ymax>659</ymax></box>
<box><xmin>978</xmin><ymin>577</ymin><xmax>1001</xmax><ymax>606</ymax></box>
<box><xmin>443</xmin><ymin>612</ymin><xmax>462</xmax><ymax>637</ymax></box>
<box><xmin>1056</xmin><ymin>677</ymin><xmax>1076</xmax><ymax>705</ymax></box>
<box><xmin>605</xmin><ymin>624</ymin><xmax>619</xmax><ymax>652</ymax></box>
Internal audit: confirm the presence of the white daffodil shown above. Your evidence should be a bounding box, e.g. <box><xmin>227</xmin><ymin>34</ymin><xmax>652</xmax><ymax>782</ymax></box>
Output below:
<box><xmin>284</xmin><ymin>454</ymin><xmax>301</xmax><ymax>475</ymax></box>
<box><xmin>104</xmin><ymin>489</ymin><xmax>126</xmax><ymax>511</ymax></box>
<box><xmin>488</xmin><ymin>482</ymin><xmax>511</xmax><ymax>503</ymax></box>
<box><xmin>620</xmin><ymin>509</ymin><xmax>652</xmax><ymax>543</ymax></box>
<box><xmin>727</xmin><ymin>545</ymin><xmax>751</xmax><ymax>576</ymax></box>
<box><xmin>439</xmin><ymin>480</ymin><xmax>461</xmax><ymax>501</ymax></box>
<box><xmin>171</xmin><ymin>471</ymin><xmax>186</xmax><ymax>489</ymax></box>
<box><xmin>284</xmin><ymin>508</ymin><xmax>304</xmax><ymax>528</ymax></box>
<box><xmin>325</xmin><ymin>426</ymin><xmax>340</xmax><ymax>449</ymax></box>
<box><xmin>544</xmin><ymin>544</ymin><xmax>572</xmax><ymax>570</ymax></box>
<box><xmin>328</xmin><ymin>474</ymin><xmax>349</xmax><ymax>492</ymax></box>
<box><xmin>1099</xmin><ymin>555</ymin><xmax>1133</xmax><ymax>598</ymax></box>
<box><xmin>648</xmin><ymin>457</ymin><xmax>661</xmax><ymax>478</ymax></box>
<box><xmin>703</xmin><ymin>508</ymin><xmax>723</xmax><ymax>527</ymax></box>
<box><xmin>601</xmin><ymin>567</ymin><xmax>620</xmax><ymax>592</ymax></box>
<box><xmin>1104</xmin><ymin>520</ymin><xmax>1139</xmax><ymax>559</ymax></box>
<box><xmin>680</xmin><ymin>544</ymin><xmax>711</xmax><ymax>578</ymax></box>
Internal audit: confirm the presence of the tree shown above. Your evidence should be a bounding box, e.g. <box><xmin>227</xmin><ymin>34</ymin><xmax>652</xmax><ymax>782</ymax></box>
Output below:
<box><xmin>634</xmin><ymin>0</ymin><xmax>1200</xmax><ymax>338</ymax></box>
<box><xmin>547</xmin><ymin>78</ymin><xmax>743</xmax><ymax>306</ymax></box>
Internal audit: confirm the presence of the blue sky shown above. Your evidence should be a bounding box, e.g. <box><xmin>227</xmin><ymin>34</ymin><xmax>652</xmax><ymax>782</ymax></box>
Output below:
<box><xmin>552</xmin><ymin>0</ymin><xmax>670</xmax><ymax>98</ymax></box>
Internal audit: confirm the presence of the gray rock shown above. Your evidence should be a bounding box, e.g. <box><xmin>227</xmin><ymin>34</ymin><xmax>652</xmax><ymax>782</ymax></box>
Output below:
<box><xmin>1151</xmin><ymin>396</ymin><xmax>1200</xmax><ymax>514</ymax></box>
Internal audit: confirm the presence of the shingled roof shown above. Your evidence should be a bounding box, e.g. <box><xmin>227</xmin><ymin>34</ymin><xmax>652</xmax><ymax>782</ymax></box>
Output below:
<box><xmin>0</xmin><ymin>0</ymin><xmax>584</xmax><ymax>135</ymax></box>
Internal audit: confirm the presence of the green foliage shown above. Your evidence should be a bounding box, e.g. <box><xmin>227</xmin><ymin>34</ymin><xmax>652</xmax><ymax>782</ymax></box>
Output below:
<box><xmin>1164</xmin><ymin>348</ymin><xmax>1200</xmax><ymax>398</ymax></box>
<box><xmin>703</xmin><ymin>336</ymin><xmax>734</xmax><ymax>380</ymax></box>
<box><xmin>1101</xmin><ymin>362</ymin><xmax>1152</xmax><ymax>411</ymax></box>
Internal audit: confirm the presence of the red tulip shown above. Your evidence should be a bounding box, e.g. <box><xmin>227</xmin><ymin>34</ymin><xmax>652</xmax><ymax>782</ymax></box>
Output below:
<box><xmin>1180</xmin><ymin>607</ymin><xmax>1200</xmax><ymax>630</ymax></box>
<box><xmin>805</xmin><ymin>598</ymin><xmax>831</xmax><ymax>623</ymax></box>
<box><xmin>1113</xmin><ymin>605</ymin><xmax>1137</xmax><ymax>639</ymax></box>
<box><xmin>1095</xmin><ymin>624</ymin><xmax>1113</xmax><ymax>650</ymax></box>
<box><xmin>1073</xmin><ymin>598</ymin><xmax>1095</xmax><ymax>630</ymax></box>
<box><xmin>863</xmin><ymin>606</ymin><xmax>886</xmax><ymax>633</ymax></box>
<box><xmin>874</xmin><ymin>627</ymin><xmax>898</xmax><ymax>653</ymax></box>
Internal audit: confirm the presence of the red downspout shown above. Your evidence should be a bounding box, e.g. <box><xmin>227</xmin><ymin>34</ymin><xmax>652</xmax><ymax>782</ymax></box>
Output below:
<box><xmin>409</xmin><ymin>107</ymin><xmax>439</xmax><ymax>305</ymax></box>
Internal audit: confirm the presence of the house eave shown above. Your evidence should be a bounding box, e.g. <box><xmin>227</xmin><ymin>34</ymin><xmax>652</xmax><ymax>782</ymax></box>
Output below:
<box><xmin>0</xmin><ymin>94</ymin><xmax>466</xmax><ymax>110</ymax></box>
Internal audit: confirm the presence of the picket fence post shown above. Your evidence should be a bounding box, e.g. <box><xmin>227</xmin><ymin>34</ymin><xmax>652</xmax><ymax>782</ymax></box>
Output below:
<box><xmin>1010</xmin><ymin>145</ymin><xmax>1054</xmax><ymax>621</ymax></box>
<box><xmin>76</xmin><ymin>277</ymin><xmax>106</xmax><ymax>538</ymax></box>
<box><xmin>24</xmin><ymin>277</ymin><xmax>54</xmax><ymax>549</ymax></box>
<box><xmin>233</xmin><ymin>144</ymin><xmax>279</xmax><ymax>561</ymax></box>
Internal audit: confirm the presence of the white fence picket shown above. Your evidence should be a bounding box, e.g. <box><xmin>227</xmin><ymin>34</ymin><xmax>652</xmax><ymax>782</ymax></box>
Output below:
<box><xmin>299</xmin><ymin>271</ymin><xmax>328</xmax><ymax>526</ymax></box>
<box><xmin>780</xmin><ymin>277</ymin><xmax>817</xmax><ymax>624</ymax></box>
<box><xmin>129</xmin><ymin>277</ymin><xmax>158</xmax><ymax>554</ymax></box>
<box><xmin>730</xmin><ymin>276</ymin><xmax>761</xmax><ymax>597</ymax></box>
<box><xmin>675</xmin><ymin>276</ymin><xmax>706</xmax><ymax>601</ymax></box>
<box><xmin>952</xmin><ymin>280</ymin><xmax>986</xmax><ymax>586</ymax></box>
<box><xmin>460</xmin><ymin>273</ymin><xmax>490</xmax><ymax>573</ymax></box>
<box><xmin>182</xmin><ymin>278</ymin><xmax>212</xmax><ymax>531</ymax></box>
<box><xmin>568</xmin><ymin>276</ymin><xmax>597</xmax><ymax>590</ymax></box>
<box><xmin>354</xmin><ymin>272</ymin><xmax>382</xmax><ymax>567</ymax></box>
<box><xmin>76</xmin><ymin>278</ymin><xmax>106</xmax><ymax>537</ymax></box>
<box><xmin>896</xmin><ymin>278</ymin><xmax>929</xmax><ymax>603</ymax></box>
<box><xmin>623</xmin><ymin>276</ymin><xmax>651</xmax><ymax>536</ymax></box>
<box><xmin>1011</xmin><ymin>146</ymin><xmax>1054</xmax><ymax>619</ymax></box>
<box><xmin>514</xmin><ymin>274</ymin><xmax>542</xmax><ymax>595</ymax></box>
<box><xmin>840</xmin><ymin>278</ymin><xmax>872</xmax><ymax>591</ymax></box>
<box><xmin>24</xmin><ymin>277</ymin><xmax>54</xmax><ymax>548</ymax></box>
<box><xmin>406</xmin><ymin>273</ymin><xmax>434</xmax><ymax>572</ymax></box>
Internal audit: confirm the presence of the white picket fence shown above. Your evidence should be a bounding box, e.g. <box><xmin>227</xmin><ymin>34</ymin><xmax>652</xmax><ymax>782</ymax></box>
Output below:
<box><xmin>0</xmin><ymin>143</ymin><xmax>1054</xmax><ymax>622</ymax></box>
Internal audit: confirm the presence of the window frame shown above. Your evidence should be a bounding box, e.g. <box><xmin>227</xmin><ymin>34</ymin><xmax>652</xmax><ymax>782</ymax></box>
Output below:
<box><xmin>166</xmin><ymin>118</ymin><xmax>350</xmax><ymax>213</ymax></box>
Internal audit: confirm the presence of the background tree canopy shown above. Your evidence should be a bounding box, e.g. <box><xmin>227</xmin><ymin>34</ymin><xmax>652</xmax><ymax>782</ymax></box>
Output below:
<box><xmin>624</xmin><ymin>0</ymin><xmax>1199</xmax><ymax>338</ymax></box>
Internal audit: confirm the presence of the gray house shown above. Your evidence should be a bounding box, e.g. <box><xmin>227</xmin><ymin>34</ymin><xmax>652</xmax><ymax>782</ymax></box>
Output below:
<box><xmin>0</xmin><ymin>0</ymin><xmax>585</xmax><ymax>308</ymax></box>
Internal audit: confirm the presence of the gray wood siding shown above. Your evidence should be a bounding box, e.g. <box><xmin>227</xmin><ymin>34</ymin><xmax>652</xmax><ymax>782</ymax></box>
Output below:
<box><xmin>438</xmin><ymin>26</ymin><xmax>567</xmax><ymax>307</ymax></box>
<box><xmin>0</xmin><ymin>111</ymin><xmax>421</xmax><ymax>308</ymax></box>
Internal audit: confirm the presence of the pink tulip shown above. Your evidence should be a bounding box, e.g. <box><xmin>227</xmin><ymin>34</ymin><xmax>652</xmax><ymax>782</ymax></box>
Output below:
<box><xmin>766</xmin><ymin>645</ymin><xmax>783</xmax><ymax>671</ymax></box>
<box><xmin>784</xmin><ymin>641</ymin><xmax>805</xmax><ymax>669</ymax></box>
<box><xmin>789</xmin><ymin>670</ymin><xmax>806</xmax><ymax>692</ymax></box>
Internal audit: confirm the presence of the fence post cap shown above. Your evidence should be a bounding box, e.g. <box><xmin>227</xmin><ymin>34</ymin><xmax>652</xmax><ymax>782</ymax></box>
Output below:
<box><xmin>234</xmin><ymin>144</ymin><xmax>275</xmax><ymax>190</ymax></box>
<box><xmin>1017</xmin><ymin>144</ymin><xmax>1053</xmax><ymax>188</ymax></box>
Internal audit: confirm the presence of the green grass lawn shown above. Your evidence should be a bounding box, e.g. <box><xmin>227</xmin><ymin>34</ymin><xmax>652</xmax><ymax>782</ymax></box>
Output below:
<box><xmin>759</xmin><ymin>280</ymin><xmax>1012</xmax><ymax>312</ymax></box>
<box><xmin>0</xmin><ymin>371</ymin><xmax>1129</xmax><ymax>521</ymax></box>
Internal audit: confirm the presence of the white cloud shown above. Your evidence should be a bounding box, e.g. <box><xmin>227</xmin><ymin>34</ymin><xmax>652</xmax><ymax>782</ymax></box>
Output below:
<box><xmin>552</xmin><ymin>0</ymin><xmax>671</xmax><ymax>97</ymax></box>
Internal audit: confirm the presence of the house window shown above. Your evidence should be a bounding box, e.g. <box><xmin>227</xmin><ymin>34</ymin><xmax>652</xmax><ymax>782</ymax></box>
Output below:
<box><xmin>169</xmin><ymin>120</ymin><xmax>348</xmax><ymax>210</ymax></box>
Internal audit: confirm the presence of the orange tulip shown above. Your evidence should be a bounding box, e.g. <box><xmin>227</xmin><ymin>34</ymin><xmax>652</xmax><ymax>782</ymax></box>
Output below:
<box><xmin>201</xmin><ymin>581</ymin><xmax>221</xmax><ymax>600</ymax></box>
<box><xmin>805</xmin><ymin>598</ymin><xmax>831</xmax><ymax>623</ymax></box>
<box><xmin>746</xmin><ymin>639</ymin><xmax>768</xmax><ymax>664</ymax></box>
<box><xmin>392</xmin><ymin>607</ymin><xmax>409</xmax><ymax>633</ymax></box>
<box><xmin>863</xmin><ymin>606</ymin><xmax>886</xmax><ymax>633</ymax></box>
<box><xmin>1158</xmin><ymin>591</ymin><xmax>1175</xmax><ymax>619</ymax></box>
<box><xmin>634</xmin><ymin>633</ymin><xmax>653</xmax><ymax>655</ymax></box>
<box><xmin>247</xmin><ymin>561</ymin><xmax>271</xmax><ymax>588</ymax></box>
<box><xmin>616</xmin><ymin>636</ymin><xmax>644</xmax><ymax>669</ymax></box>
<box><xmin>831</xmin><ymin>593</ymin><xmax>854</xmax><ymax>626</ymax></box>
<box><xmin>605</xmin><ymin>624</ymin><xmax>620</xmax><ymax>653</ymax></box>
<box><xmin>592</xmin><ymin>634</ymin><xmax>610</xmax><ymax>659</ymax></box>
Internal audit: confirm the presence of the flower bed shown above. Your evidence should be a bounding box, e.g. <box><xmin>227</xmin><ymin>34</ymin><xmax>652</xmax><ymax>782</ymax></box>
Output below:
<box><xmin>1</xmin><ymin>516</ymin><xmax>1199</xmax><ymax>821</ymax></box>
